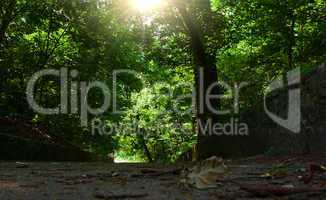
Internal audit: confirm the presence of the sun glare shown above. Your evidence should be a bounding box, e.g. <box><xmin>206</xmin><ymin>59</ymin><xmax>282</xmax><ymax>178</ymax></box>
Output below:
<box><xmin>132</xmin><ymin>0</ymin><xmax>162</xmax><ymax>12</ymax></box>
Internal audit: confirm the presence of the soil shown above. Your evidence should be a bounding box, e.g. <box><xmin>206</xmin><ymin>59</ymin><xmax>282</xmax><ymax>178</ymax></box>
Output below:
<box><xmin>1</xmin><ymin>154</ymin><xmax>326</xmax><ymax>200</ymax></box>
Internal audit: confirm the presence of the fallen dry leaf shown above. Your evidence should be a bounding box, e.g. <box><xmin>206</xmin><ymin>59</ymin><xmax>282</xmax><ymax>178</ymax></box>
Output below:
<box><xmin>300</xmin><ymin>163</ymin><xmax>326</xmax><ymax>184</ymax></box>
<box><xmin>260</xmin><ymin>169</ymin><xmax>288</xmax><ymax>179</ymax></box>
<box><xmin>187</xmin><ymin>156</ymin><xmax>228</xmax><ymax>189</ymax></box>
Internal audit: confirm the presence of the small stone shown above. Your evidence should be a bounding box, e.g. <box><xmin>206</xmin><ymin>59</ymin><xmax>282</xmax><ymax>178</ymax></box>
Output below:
<box><xmin>16</xmin><ymin>162</ymin><xmax>29</xmax><ymax>168</ymax></box>
<box><xmin>112</xmin><ymin>172</ymin><xmax>120</xmax><ymax>177</ymax></box>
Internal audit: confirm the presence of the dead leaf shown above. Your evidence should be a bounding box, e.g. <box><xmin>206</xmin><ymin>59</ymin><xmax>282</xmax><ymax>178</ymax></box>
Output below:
<box><xmin>300</xmin><ymin>163</ymin><xmax>326</xmax><ymax>184</ymax></box>
<box><xmin>260</xmin><ymin>169</ymin><xmax>288</xmax><ymax>179</ymax></box>
<box><xmin>186</xmin><ymin>156</ymin><xmax>228</xmax><ymax>189</ymax></box>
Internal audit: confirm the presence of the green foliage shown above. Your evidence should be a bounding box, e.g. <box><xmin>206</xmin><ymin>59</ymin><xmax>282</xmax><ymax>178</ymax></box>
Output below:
<box><xmin>115</xmin><ymin>67</ymin><xmax>196</xmax><ymax>162</ymax></box>
<box><xmin>1</xmin><ymin>0</ymin><xmax>325</xmax><ymax>161</ymax></box>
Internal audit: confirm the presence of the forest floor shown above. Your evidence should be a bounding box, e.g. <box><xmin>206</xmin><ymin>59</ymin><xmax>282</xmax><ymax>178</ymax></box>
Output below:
<box><xmin>1</xmin><ymin>154</ymin><xmax>326</xmax><ymax>200</ymax></box>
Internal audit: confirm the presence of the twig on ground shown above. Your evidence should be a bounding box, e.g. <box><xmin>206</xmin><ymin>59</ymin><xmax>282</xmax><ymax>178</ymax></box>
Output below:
<box><xmin>94</xmin><ymin>192</ymin><xmax>148</xmax><ymax>199</ymax></box>
<box><xmin>132</xmin><ymin>168</ymin><xmax>182</xmax><ymax>177</ymax></box>
<box><xmin>239</xmin><ymin>185</ymin><xmax>311</xmax><ymax>197</ymax></box>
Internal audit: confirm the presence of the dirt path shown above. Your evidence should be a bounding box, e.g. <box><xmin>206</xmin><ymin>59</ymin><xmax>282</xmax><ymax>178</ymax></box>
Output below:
<box><xmin>1</xmin><ymin>155</ymin><xmax>326</xmax><ymax>199</ymax></box>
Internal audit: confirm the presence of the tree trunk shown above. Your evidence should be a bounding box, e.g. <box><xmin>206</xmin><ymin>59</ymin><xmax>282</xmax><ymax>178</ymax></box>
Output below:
<box><xmin>138</xmin><ymin>133</ymin><xmax>153</xmax><ymax>162</ymax></box>
<box><xmin>175</xmin><ymin>1</ymin><xmax>220</xmax><ymax>160</ymax></box>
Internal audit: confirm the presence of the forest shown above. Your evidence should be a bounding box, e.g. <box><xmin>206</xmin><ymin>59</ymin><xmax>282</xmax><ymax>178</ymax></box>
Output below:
<box><xmin>1</xmin><ymin>0</ymin><xmax>325</xmax><ymax>162</ymax></box>
<box><xmin>1</xmin><ymin>0</ymin><xmax>325</xmax><ymax>160</ymax></box>
<box><xmin>1</xmin><ymin>0</ymin><xmax>326</xmax><ymax>198</ymax></box>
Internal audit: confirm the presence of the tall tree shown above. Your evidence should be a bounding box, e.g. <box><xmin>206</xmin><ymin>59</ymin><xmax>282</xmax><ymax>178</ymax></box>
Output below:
<box><xmin>172</xmin><ymin>0</ymin><xmax>222</xmax><ymax>160</ymax></box>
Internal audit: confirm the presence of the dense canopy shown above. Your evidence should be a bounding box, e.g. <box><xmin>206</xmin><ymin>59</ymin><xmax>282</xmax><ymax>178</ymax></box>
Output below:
<box><xmin>0</xmin><ymin>0</ymin><xmax>325</xmax><ymax>162</ymax></box>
